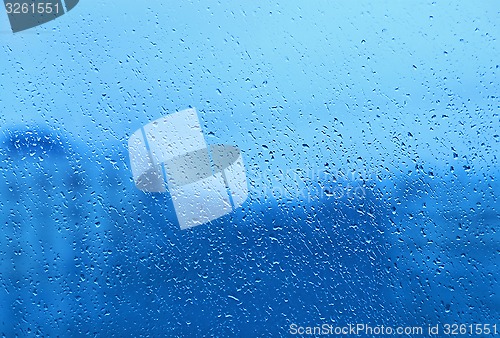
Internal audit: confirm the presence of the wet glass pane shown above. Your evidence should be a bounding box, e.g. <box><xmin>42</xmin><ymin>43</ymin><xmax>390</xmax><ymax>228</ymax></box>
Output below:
<box><xmin>0</xmin><ymin>0</ymin><xmax>498</xmax><ymax>336</ymax></box>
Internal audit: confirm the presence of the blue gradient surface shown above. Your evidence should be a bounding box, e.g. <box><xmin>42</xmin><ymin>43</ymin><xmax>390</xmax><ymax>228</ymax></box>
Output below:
<box><xmin>0</xmin><ymin>1</ymin><xmax>498</xmax><ymax>336</ymax></box>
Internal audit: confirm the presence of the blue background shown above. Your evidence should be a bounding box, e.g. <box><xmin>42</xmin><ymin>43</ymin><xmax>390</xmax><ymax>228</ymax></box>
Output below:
<box><xmin>0</xmin><ymin>0</ymin><xmax>498</xmax><ymax>336</ymax></box>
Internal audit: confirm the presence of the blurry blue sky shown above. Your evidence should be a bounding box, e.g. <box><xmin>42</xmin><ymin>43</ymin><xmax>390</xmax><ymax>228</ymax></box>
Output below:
<box><xmin>0</xmin><ymin>0</ymin><xmax>498</xmax><ymax>185</ymax></box>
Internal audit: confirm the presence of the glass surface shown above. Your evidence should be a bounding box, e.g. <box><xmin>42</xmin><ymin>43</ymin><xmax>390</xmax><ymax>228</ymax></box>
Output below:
<box><xmin>0</xmin><ymin>0</ymin><xmax>498</xmax><ymax>336</ymax></box>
